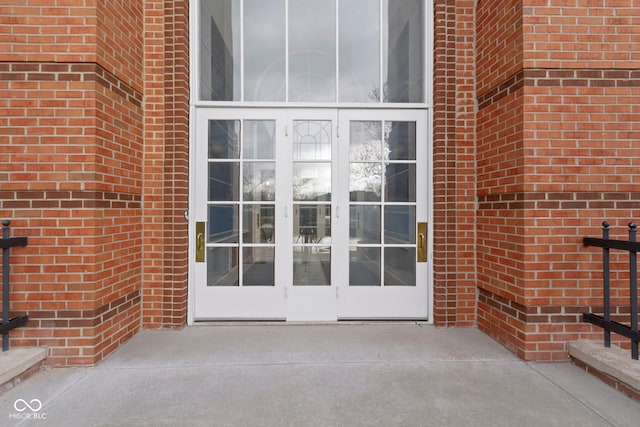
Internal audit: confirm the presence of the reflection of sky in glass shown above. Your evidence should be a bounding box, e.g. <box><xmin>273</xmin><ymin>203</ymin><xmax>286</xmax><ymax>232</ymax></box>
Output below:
<box><xmin>243</xmin><ymin>162</ymin><xmax>275</xmax><ymax>201</ymax></box>
<box><xmin>244</xmin><ymin>0</ymin><xmax>285</xmax><ymax>101</ymax></box>
<box><xmin>289</xmin><ymin>0</ymin><xmax>336</xmax><ymax>101</ymax></box>
<box><xmin>293</xmin><ymin>120</ymin><xmax>332</xmax><ymax>161</ymax></box>
<box><xmin>201</xmin><ymin>0</ymin><xmax>424</xmax><ymax>104</ymax></box>
<box><xmin>244</xmin><ymin>120</ymin><xmax>276</xmax><ymax>159</ymax></box>
<box><xmin>339</xmin><ymin>0</ymin><xmax>380</xmax><ymax>102</ymax></box>
<box><xmin>293</xmin><ymin>163</ymin><xmax>332</xmax><ymax>201</ymax></box>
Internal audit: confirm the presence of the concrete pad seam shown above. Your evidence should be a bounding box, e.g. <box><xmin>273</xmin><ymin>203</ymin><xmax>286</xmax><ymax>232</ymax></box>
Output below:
<box><xmin>526</xmin><ymin>362</ymin><xmax>618</xmax><ymax>427</ymax></box>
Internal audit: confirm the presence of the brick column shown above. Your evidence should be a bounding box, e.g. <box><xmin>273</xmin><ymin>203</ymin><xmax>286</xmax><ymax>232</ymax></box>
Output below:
<box><xmin>432</xmin><ymin>0</ymin><xmax>477</xmax><ymax>326</ymax></box>
<box><xmin>0</xmin><ymin>1</ymin><xmax>144</xmax><ymax>365</ymax></box>
<box><xmin>476</xmin><ymin>0</ymin><xmax>640</xmax><ymax>360</ymax></box>
<box><xmin>142</xmin><ymin>0</ymin><xmax>190</xmax><ymax>328</ymax></box>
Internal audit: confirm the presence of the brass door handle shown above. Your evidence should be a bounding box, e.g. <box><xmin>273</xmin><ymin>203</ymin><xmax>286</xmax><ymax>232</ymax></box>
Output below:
<box><xmin>196</xmin><ymin>222</ymin><xmax>205</xmax><ymax>262</ymax></box>
<box><xmin>417</xmin><ymin>222</ymin><xmax>427</xmax><ymax>263</ymax></box>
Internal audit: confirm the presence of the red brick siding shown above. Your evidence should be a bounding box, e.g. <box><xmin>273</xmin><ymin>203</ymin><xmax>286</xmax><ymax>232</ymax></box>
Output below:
<box><xmin>96</xmin><ymin>0</ymin><xmax>144</xmax><ymax>92</ymax></box>
<box><xmin>0</xmin><ymin>3</ymin><xmax>144</xmax><ymax>365</ymax></box>
<box><xmin>475</xmin><ymin>0</ymin><xmax>527</xmax><ymax>354</ymax></box>
<box><xmin>519</xmin><ymin>1</ymin><xmax>640</xmax><ymax>359</ymax></box>
<box><xmin>476</xmin><ymin>1</ymin><xmax>640</xmax><ymax>360</ymax></box>
<box><xmin>433</xmin><ymin>0</ymin><xmax>477</xmax><ymax>326</ymax></box>
<box><xmin>476</xmin><ymin>0</ymin><xmax>523</xmax><ymax>96</ymax></box>
<box><xmin>141</xmin><ymin>0</ymin><xmax>189</xmax><ymax>328</ymax></box>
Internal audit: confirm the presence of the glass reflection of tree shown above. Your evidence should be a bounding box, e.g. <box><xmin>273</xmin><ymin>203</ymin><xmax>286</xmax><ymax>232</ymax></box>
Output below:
<box><xmin>242</xmin><ymin>165</ymin><xmax>275</xmax><ymax>201</ymax></box>
<box><xmin>349</xmin><ymin>121</ymin><xmax>389</xmax><ymax>200</ymax></box>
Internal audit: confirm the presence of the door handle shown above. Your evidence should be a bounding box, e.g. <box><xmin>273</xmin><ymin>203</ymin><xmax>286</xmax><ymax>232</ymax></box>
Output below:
<box><xmin>196</xmin><ymin>222</ymin><xmax>205</xmax><ymax>263</ymax></box>
<box><xmin>417</xmin><ymin>222</ymin><xmax>427</xmax><ymax>263</ymax></box>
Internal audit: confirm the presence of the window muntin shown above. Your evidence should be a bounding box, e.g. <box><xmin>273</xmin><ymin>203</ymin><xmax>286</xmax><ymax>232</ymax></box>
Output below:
<box><xmin>198</xmin><ymin>0</ymin><xmax>425</xmax><ymax>103</ymax></box>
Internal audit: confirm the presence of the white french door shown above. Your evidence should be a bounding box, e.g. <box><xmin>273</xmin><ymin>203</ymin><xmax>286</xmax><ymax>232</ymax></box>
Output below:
<box><xmin>192</xmin><ymin>108</ymin><xmax>429</xmax><ymax>321</ymax></box>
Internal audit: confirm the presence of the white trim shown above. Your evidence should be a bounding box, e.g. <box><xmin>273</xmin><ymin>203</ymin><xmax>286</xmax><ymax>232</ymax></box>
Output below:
<box><xmin>192</xmin><ymin>101</ymin><xmax>433</xmax><ymax>110</ymax></box>
<box><xmin>187</xmin><ymin>0</ymin><xmax>435</xmax><ymax>324</ymax></box>
<box><xmin>187</xmin><ymin>0</ymin><xmax>198</xmax><ymax>326</ymax></box>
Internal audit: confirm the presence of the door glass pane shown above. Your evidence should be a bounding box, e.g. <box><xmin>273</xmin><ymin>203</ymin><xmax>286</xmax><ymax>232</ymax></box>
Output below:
<box><xmin>293</xmin><ymin>250</ymin><xmax>331</xmax><ymax>286</ymax></box>
<box><xmin>384</xmin><ymin>205</ymin><xmax>415</xmax><ymax>244</ymax></box>
<box><xmin>383</xmin><ymin>0</ymin><xmax>424</xmax><ymax>102</ymax></box>
<box><xmin>350</xmin><ymin>121</ymin><xmax>383</xmax><ymax>161</ymax></box>
<box><xmin>244</xmin><ymin>120</ymin><xmax>276</xmax><ymax>159</ymax></box>
<box><xmin>208</xmin><ymin>205</ymin><xmax>239</xmax><ymax>243</ymax></box>
<box><xmin>293</xmin><ymin>164</ymin><xmax>331</xmax><ymax>201</ymax></box>
<box><xmin>243</xmin><ymin>247</ymin><xmax>275</xmax><ymax>286</ymax></box>
<box><xmin>243</xmin><ymin>205</ymin><xmax>275</xmax><ymax>243</ymax></box>
<box><xmin>384</xmin><ymin>247</ymin><xmax>415</xmax><ymax>286</ymax></box>
<box><xmin>207</xmin><ymin>247</ymin><xmax>239</xmax><ymax>286</ymax></box>
<box><xmin>293</xmin><ymin>205</ymin><xmax>331</xmax><ymax>243</ymax></box>
<box><xmin>386</xmin><ymin>121</ymin><xmax>416</xmax><ymax>160</ymax></box>
<box><xmin>293</xmin><ymin>120</ymin><xmax>332</xmax><ymax>161</ymax></box>
<box><xmin>349</xmin><ymin>247</ymin><xmax>381</xmax><ymax>286</ymax></box>
<box><xmin>243</xmin><ymin>162</ymin><xmax>275</xmax><ymax>201</ymax></box>
<box><xmin>350</xmin><ymin>205</ymin><xmax>380</xmax><ymax>244</ymax></box>
<box><xmin>209</xmin><ymin>163</ymin><xmax>240</xmax><ymax>201</ymax></box>
<box><xmin>350</xmin><ymin>163</ymin><xmax>382</xmax><ymax>201</ymax></box>
<box><xmin>209</xmin><ymin>120</ymin><xmax>240</xmax><ymax>159</ymax></box>
<box><xmin>385</xmin><ymin>163</ymin><xmax>416</xmax><ymax>202</ymax></box>
<box><xmin>289</xmin><ymin>0</ymin><xmax>336</xmax><ymax>102</ymax></box>
<box><xmin>339</xmin><ymin>0</ymin><xmax>380</xmax><ymax>102</ymax></box>
<box><xmin>244</xmin><ymin>0</ymin><xmax>286</xmax><ymax>101</ymax></box>
<box><xmin>199</xmin><ymin>0</ymin><xmax>240</xmax><ymax>101</ymax></box>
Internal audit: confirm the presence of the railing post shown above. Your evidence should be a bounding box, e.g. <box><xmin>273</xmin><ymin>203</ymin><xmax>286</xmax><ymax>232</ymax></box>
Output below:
<box><xmin>602</xmin><ymin>221</ymin><xmax>611</xmax><ymax>348</ymax></box>
<box><xmin>629</xmin><ymin>222</ymin><xmax>638</xmax><ymax>360</ymax></box>
<box><xmin>2</xmin><ymin>220</ymin><xmax>10</xmax><ymax>352</ymax></box>
<box><xmin>1</xmin><ymin>220</ymin><xmax>29</xmax><ymax>352</ymax></box>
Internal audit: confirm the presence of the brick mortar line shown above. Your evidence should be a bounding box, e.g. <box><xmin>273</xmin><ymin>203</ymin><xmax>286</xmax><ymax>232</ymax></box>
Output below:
<box><xmin>0</xmin><ymin>61</ymin><xmax>143</xmax><ymax>107</ymax></box>
<box><xmin>478</xmin><ymin>68</ymin><xmax>640</xmax><ymax>109</ymax></box>
<box><xmin>0</xmin><ymin>190</ymin><xmax>142</xmax><ymax>209</ymax></box>
<box><xmin>19</xmin><ymin>289</ymin><xmax>142</xmax><ymax>327</ymax></box>
<box><xmin>478</xmin><ymin>288</ymin><xmax>634</xmax><ymax>325</ymax></box>
<box><xmin>477</xmin><ymin>191</ymin><xmax>640</xmax><ymax>210</ymax></box>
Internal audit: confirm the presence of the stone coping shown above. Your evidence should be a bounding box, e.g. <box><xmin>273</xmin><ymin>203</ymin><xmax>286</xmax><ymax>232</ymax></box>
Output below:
<box><xmin>569</xmin><ymin>339</ymin><xmax>640</xmax><ymax>394</ymax></box>
<box><xmin>0</xmin><ymin>347</ymin><xmax>47</xmax><ymax>388</ymax></box>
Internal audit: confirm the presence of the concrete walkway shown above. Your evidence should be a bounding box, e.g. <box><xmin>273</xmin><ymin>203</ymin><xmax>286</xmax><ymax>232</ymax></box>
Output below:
<box><xmin>1</xmin><ymin>324</ymin><xmax>640</xmax><ymax>426</ymax></box>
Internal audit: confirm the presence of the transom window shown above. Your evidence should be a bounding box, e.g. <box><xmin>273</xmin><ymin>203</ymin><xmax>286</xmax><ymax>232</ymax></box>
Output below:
<box><xmin>198</xmin><ymin>0</ymin><xmax>425</xmax><ymax>103</ymax></box>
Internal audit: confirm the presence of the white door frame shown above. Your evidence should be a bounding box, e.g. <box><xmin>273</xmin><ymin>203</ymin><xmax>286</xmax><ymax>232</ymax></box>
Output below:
<box><xmin>188</xmin><ymin>107</ymin><xmax>433</xmax><ymax>323</ymax></box>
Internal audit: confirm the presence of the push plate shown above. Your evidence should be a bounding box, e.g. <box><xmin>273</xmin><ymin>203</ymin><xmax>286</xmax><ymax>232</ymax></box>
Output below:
<box><xmin>417</xmin><ymin>222</ymin><xmax>428</xmax><ymax>263</ymax></box>
<box><xmin>196</xmin><ymin>222</ymin><xmax>205</xmax><ymax>263</ymax></box>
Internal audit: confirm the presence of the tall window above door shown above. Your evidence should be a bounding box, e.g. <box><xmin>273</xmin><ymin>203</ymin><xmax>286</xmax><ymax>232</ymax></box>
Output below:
<box><xmin>198</xmin><ymin>0</ymin><xmax>425</xmax><ymax>103</ymax></box>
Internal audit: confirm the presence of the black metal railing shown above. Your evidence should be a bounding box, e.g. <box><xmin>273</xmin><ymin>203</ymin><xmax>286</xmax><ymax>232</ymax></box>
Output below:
<box><xmin>583</xmin><ymin>221</ymin><xmax>639</xmax><ymax>360</ymax></box>
<box><xmin>1</xmin><ymin>220</ymin><xmax>29</xmax><ymax>352</ymax></box>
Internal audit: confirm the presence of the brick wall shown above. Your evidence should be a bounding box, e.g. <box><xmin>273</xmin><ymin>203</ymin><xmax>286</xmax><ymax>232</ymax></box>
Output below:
<box><xmin>3</xmin><ymin>0</ymin><xmax>636</xmax><ymax>366</ymax></box>
<box><xmin>0</xmin><ymin>1</ymin><xmax>144</xmax><ymax>365</ymax></box>
<box><xmin>476</xmin><ymin>0</ymin><xmax>528</xmax><ymax>356</ymax></box>
<box><xmin>476</xmin><ymin>0</ymin><xmax>640</xmax><ymax>360</ymax></box>
<box><xmin>432</xmin><ymin>0</ymin><xmax>478</xmax><ymax>326</ymax></box>
<box><xmin>142</xmin><ymin>0</ymin><xmax>189</xmax><ymax>328</ymax></box>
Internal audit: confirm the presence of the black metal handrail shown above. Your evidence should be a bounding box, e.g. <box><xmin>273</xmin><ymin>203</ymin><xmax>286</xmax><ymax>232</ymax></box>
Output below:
<box><xmin>1</xmin><ymin>220</ymin><xmax>29</xmax><ymax>352</ymax></box>
<box><xmin>583</xmin><ymin>221</ymin><xmax>639</xmax><ymax>360</ymax></box>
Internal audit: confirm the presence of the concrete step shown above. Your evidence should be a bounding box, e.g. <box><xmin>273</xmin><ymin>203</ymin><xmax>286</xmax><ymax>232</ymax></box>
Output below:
<box><xmin>0</xmin><ymin>347</ymin><xmax>47</xmax><ymax>394</ymax></box>
<box><xmin>569</xmin><ymin>339</ymin><xmax>640</xmax><ymax>401</ymax></box>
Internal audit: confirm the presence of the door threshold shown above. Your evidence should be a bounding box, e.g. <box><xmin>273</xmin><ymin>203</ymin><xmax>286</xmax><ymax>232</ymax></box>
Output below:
<box><xmin>192</xmin><ymin>319</ymin><xmax>429</xmax><ymax>326</ymax></box>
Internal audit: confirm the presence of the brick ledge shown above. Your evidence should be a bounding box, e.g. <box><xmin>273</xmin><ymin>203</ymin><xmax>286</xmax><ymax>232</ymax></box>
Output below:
<box><xmin>569</xmin><ymin>340</ymin><xmax>640</xmax><ymax>401</ymax></box>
